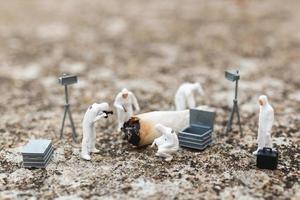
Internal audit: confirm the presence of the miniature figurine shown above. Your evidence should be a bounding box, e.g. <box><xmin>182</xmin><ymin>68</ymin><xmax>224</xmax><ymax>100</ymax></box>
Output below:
<box><xmin>114</xmin><ymin>88</ymin><xmax>140</xmax><ymax>132</ymax></box>
<box><xmin>253</xmin><ymin>95</ymin><xmax>274</xmax><ymax>155</ymax></box>
<box><xmin>174</xmin><ymin>82</ymin><xmax>204</xmax><ymax>111</ymax></box>
<box><xmin>151</xmin><ymin>124</ymin><xmax>179</xmax><ymax>161</ymax></box>
<box><xmin>122</xmin><ymin>109</ymin><xmax>190</xmax><ymax>146</ymax></box>
<box><xmin>81</xmin><ymin>102</ymin><xmax>112</xmax><ymax>161</ymax></box>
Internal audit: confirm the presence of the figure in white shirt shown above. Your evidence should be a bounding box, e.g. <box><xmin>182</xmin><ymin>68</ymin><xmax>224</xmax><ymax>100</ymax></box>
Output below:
<box><xmin>81</xmin><ymin>102</ymin><xmax>110</xmax><ymax>161</ymax></box>
<box><xmin>174</xmin><ymin>82</ymin><xmax>204</xmax><ymax>110</ymax></box>
<box><xmin>151</xmin><ymin>124</ymin><xmax>179</xmax><ymax>161</ymax></box>
<box><xmin>253</xmin><ymin>95</ymin><xmax>274</xmax><ymax>155</ymax></box>
<box><xmin>114</xmin><ymin>88</ymin><xmax>140</xmax><ymax>131</ymax></box>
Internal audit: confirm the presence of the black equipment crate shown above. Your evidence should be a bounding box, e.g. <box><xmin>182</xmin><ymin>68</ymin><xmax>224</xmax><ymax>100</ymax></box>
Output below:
<box><xmin>256</xmin><ymin>148</ymin><xmax>278</xmax><ymax>170</ymax></box>
<box><xmin>179</xmin><ymin>109</ymin><xmax>216</xmax><ymax>150</ymax></box>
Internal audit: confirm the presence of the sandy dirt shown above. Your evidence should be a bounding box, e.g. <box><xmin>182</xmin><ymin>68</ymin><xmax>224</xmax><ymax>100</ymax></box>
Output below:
<box><xmin>0</xmin><ymin>0</ymin><xmax>299</xmax><ymax>199</ymax></box>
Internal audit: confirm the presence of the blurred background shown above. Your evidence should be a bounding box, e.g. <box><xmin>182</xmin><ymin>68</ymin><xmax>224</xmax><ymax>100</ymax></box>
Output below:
<box><xmin>1</xmin><ymin>0</ymin><xmax>299</xmax><ymax>140</ymax></box>
<box><xmin>0</xmin><ymin>0</ymin><xmax>299</xmax><ymax>199</ymax></box>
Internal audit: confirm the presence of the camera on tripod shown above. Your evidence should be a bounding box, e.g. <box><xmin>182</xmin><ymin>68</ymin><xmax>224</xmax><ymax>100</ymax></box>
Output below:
<box><xmin>58</xmin><ymin>73</ymin><xmax>78</xmax><ymax>142</ymax></box>
<box><xmin>58</xmin><ymin>74</ymin><xmax>78</xmax><ymax>85</ymax></box>
<box><xmin>225</xmin><ymin>70</ymin><xmax>240</xmax><ymax>82</ymax></box>
<box><xmin>224</xmin><ymin>69</ymin><xmax>243</xmax><ymax>136</ymax></box>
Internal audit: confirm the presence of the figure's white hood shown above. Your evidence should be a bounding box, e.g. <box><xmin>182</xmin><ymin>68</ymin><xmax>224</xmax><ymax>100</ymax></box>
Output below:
<box><xmin>259</xmin><ymin>95</ymin><xmax>269</xmax><ymax>107</ymax></box>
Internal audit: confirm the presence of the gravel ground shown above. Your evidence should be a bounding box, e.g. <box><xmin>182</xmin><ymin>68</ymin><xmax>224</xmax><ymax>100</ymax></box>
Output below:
<box><xmin>0</xmin><ymin>0</ymin><xmax>299</xmax><ymax>199</ymax></box>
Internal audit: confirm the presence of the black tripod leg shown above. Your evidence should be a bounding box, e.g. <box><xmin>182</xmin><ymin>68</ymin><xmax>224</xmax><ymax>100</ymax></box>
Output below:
<box><xmin>67</xmin><ymin>108</ymin><xmax>77</xmax><ymax>142</ymax></box>
<box><xmin>236</xmin><ymin>104</ymin><xmax>243</xmax><ymax>137</ymax></box>
<box><xmin>225</xmin><ymin>104</ymin><xmax>236</xmax><ymax>133</ymax></box>
<box><xmin>60</xmin><ymin>106</ymin><xmax>68</xmax><ymax>139</ymax></box>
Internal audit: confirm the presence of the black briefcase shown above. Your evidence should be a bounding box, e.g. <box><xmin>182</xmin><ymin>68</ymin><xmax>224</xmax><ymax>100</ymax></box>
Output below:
<box><xmin>256</xmin><ymin>148</ymin><xmax>278</xmax><ymax>170</ymax></box>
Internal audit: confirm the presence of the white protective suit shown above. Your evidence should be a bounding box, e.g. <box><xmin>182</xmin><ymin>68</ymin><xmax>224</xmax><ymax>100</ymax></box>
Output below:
<box><xmin>114</xmin><ymin>88</ymin><xmax>140</xmax><ymax>131</ymax></box>
<box><xmin>151</xmin><ymin>124</ymin><xmax>179</xmax><ymax>161</ymax></box>
<box><xmin>81</xmin><ymin>102</ymin><xmax>109</xmax><ymax>161</ymax></box>
<box><xmin>253</xmin><ymin>95</ymin><xmax>274</xmax><ymax>155</ymax></box>
<box><xmin>174</xmin><ymin>82</ymin><xmax>204</xmax><ymax>110</ymax></box>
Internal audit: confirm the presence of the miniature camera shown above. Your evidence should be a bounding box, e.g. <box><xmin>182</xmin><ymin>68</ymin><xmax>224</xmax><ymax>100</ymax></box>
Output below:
<box><xmin>58</xmin><ymin>74</ymin><xmax>78</xmax><ymax>85</ymax></box>
<box><xmin>225</xmin><ymin>70</ymin><xmax>240</xmax><ymax>82</ymax></box>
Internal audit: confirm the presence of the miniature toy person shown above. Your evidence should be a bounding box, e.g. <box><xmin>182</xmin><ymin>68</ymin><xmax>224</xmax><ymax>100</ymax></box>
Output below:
<box><xmin>151</xmin><ymin>124</ymin><xmax>179</xmax><ymax>161</ymax></box>
<box><xmin>81</xmin><ymin>102</ymin><xmax>110</xmax><ymax>161</ymax></box>
<box><xmin>114</xmin><ymin>88</ymin><xmax>140</xmax><ymax>132</ymax></box>
<box><xmin>174</xmin><ymin>82</ymin><xmax>204</xmax><ymax>110</ymax></box>
<box><xmin>253</xmin><ymin>95</ymin><xmax>274</xmax><ymax>155</ymax></box>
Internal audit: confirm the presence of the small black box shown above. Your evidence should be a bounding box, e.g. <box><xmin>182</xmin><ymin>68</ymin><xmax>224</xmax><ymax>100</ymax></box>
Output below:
<box><xmin>58</xmin><ymin>74</ymin><xmax>78</xmax><ymax>85</ymax></box>
<box><xmin>256</xmin><ymin>148</ymin><xmax>278</xmax><ymax>170</ymax></box>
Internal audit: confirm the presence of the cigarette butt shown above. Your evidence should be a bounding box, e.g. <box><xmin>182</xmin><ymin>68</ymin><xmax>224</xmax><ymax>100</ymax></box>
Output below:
<box><xmin>122</xmin><ymin>110</ymin><xmax>190</xmax><ymax>146</ymax></box>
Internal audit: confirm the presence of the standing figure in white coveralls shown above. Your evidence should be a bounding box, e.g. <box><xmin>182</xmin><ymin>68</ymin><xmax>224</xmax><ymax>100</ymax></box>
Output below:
<box><xmin>81</xmin><ymin>102</ymin><xmax>110</xmax><ymax>161</ymax></box>
<box><xmin>253</xmin><ymin>95</ymin><xmax>274</xmax><ymax>155</ymax></box>
<box><xmin>114</xmin><ymin>88</ymin><xmax>140</xmax><ymax>131</ymax></box>
<box><xmin>174</xmin><ymin>82</ymin><xmax>204</xmax><ymax>111</ymax></box>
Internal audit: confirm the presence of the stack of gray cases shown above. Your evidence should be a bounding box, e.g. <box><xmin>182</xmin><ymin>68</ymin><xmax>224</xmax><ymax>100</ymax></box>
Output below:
<box><xmin>22</xmin><ymin>139</ymin><xmax>54</xmax><ymax>168</ymax></box>
<box><xmin>178</xmin><ymin>109</ymin><xmax>216</xmax><ymax>150</ymax></box>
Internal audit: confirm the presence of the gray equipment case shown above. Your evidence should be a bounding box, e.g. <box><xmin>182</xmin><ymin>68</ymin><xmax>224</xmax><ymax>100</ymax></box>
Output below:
<box><xmin>178</xmin><ymin>109</ymin><xmax>216</xmax><ymax>150</ymax></box>
<box><xmin>21</xmin><ymin>139</ymin><xmax>54</xmax><ymax>168</ymax></box>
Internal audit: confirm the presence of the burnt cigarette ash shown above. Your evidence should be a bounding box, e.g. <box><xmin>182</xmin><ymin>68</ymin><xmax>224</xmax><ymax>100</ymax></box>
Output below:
<box><xmin>121</xmin><ymin>117</ymin><xmax>141</xmax><ymax>146</ymax></box>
